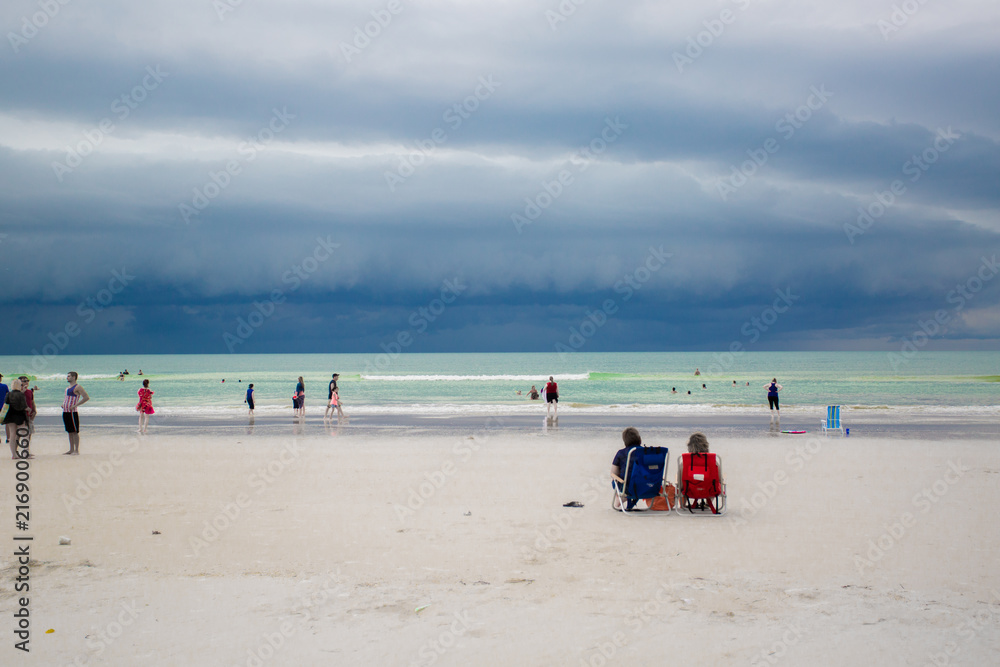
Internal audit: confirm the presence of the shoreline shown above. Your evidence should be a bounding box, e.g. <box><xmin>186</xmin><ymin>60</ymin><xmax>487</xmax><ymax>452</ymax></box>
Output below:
<box><xmin>20</xmin><ymin>408</ymin><xmax>1000</xmax><ymax>441</ymax></box>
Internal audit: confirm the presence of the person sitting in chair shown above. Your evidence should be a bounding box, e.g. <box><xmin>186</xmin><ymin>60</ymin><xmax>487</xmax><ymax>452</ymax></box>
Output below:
<box><xmin>611</xmin><ymin>427</ymin><xmax>644</xmax><ymax>510</ymax></box>
<box><xmin>677</xmin><ymin>432</ymin><xmax>724</xmax><ymax>510</ymax></box>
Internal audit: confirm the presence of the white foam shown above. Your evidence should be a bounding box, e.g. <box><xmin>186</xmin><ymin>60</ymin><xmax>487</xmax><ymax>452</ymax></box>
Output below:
<box><xmin>359</xmin><ymin>373</ymin><xmax>590</xmax><ymax>382</ymax></box>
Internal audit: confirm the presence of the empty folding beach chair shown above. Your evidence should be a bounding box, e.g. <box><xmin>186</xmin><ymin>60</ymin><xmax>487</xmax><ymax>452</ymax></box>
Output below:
<box><xmin>613</xmin><ymin>446</ymin><xmax>670</xmax><ymax>514</ymax></box>
<box><xmin>821</xmin><ymin>405</ymin><xmax>845</xmax><ymax>436</ymax></box>
<box><xmin>677</xmin><ymin>452</ymin><xmax>726</xmax><ymax>515</ymax></box>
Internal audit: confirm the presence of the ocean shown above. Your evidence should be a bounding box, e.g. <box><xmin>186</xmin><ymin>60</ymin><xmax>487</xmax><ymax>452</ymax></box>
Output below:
<box><xmin>4</xmin><ymin>351</ymin><xmax>998</xmax><ymax>418</ymax></box>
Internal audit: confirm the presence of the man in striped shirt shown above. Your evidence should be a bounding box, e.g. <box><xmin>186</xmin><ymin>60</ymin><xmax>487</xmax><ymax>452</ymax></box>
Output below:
<box><xmin>62</xmin><ymin>371</ymin><xmax>90</xmax><ymax>455</ymax></box>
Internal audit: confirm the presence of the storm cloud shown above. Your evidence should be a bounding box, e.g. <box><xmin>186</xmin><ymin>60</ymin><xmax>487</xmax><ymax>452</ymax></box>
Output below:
<box><xmin>2</xmin><ymin>0</ymin><xmax>998</xmax><ymax>354</ymax></box>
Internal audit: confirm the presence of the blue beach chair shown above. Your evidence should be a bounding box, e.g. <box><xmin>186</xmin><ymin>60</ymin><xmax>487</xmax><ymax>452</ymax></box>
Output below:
<box><xmin>613</xmin><ymin>446</ymin><xmax>670</xmax><ymax>513</ymax></box>
<box><xmin>821</xmin><ymin>406</ymin><xmax>845</xmax><ymax>436</ymax></box>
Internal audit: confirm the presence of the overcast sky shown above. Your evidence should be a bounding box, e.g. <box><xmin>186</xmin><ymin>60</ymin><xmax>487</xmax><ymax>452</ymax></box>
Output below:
<box><xmin>2</xmin><ymin>0</ymin><xmax>998</xmax><ymax>355</ymax></box>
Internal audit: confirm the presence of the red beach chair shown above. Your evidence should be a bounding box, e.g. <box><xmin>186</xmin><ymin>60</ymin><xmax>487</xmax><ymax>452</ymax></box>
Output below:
<box><xmin>677</xmin><ymin>452</ymin><xmax>726</xmax><ymax>515</ymax></box>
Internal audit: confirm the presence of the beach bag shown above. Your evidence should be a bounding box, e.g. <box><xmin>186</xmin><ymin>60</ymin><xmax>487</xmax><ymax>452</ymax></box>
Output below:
<box><xmin>648</xmin><ymin>483</ymin><xmax>676</xmax><ymax>511</ymax></box>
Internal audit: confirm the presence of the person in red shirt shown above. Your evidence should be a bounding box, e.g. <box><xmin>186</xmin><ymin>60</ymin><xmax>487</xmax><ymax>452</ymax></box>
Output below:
<box><xmin>544</xmin><ymin>376</ymin><xmax>559</xmax><ymax>420</ymax></box>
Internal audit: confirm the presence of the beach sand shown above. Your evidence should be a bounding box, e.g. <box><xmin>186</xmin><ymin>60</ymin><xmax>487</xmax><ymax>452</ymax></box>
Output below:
<box><xmin>3</xmin><ymin>423</ymin><xmax>1000</xmax><ymax>665</ymax></box>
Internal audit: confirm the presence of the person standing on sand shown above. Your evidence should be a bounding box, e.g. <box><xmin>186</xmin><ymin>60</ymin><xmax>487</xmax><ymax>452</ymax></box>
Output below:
<box><xmin>764</xmin><ymin>378</ymin><xmax>782</xmax><ymax>418</ymax></box>
<box><xmin>63</xmin><ymin>371</ymin><xmax>89</xmax><ymax>455</ymax></box>
<box><xmin>0</xmin><ymin>373</ymin><xmax>9</xmax><ymax>423</ymax></box>
<box><xmin>20</xmin><ymin>377</ymin><xmax>36</xmax><ymax>437</ymax></box>
<box><xmin>136</xmin><ymin>379</ymin><xmax>154</xmax><ymax>434</ymax></box>
<box><xmin>545</xmin><ymin>376</ymin><xmax>559</xmax><ymax>420</ymax></box>
<box><xmin>4</xmin><ymin>380</ymin><xmax>31</xmax><ymax>459</ymax></box>
<box><xmin>246</xmin><ymin>384</ymin><xmax>255</xmax><ymax>415</ymax></box>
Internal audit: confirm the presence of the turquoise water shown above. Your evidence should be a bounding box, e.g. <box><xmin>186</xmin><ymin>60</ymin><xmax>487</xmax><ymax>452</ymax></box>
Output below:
<box><xmin>2</xmin><ymin>352</ymin><xmax>997</xmax><ymax>416</ymax></box>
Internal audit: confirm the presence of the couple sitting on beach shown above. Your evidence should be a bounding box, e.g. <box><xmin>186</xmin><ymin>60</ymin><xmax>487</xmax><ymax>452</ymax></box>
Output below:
<box><xmin>611</xmin><ymin>427</ymin><xmax>723</xmax><ymax>511</ymax></box>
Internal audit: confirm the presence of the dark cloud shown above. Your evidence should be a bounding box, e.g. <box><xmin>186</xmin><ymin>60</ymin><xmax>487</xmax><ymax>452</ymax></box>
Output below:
<box><xmin>1</xmin><ymin>0</ymin><xmax>999</xmax><ymax>353</ymax></box>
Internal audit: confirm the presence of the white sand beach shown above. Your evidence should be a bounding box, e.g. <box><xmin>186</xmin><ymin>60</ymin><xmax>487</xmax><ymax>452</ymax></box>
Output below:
<box><xmin>3</xmin><ymin>425</ymin><xmax>1000</xmax><ymax>665</ymax></box>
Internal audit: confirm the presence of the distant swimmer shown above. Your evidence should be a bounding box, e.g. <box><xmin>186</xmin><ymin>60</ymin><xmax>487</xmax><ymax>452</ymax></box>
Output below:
<box><xmin>733</xmin><ymin>381</ymin><xmax>737</xmax><ymax>387</ymax></box>
<box><xmin>694</xmin><ymin>368</ymin><xmax>701</xmax><ymax>376</ymax></box>
<box><xmin>702</xmin><ymin>384</ymin><xmax>706</xmax><ymax>389</ymax></box>
<box><xmin>671</xmin><ymin>387</ymin><xmax>677</xmax><ymax>394</ymax></box>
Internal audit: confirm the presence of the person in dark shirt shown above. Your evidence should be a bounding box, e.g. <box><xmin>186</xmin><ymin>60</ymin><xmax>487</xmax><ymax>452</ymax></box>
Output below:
<box><xmin>325</xmin><ymin>373</ymin><xmax>344</xmax><ymax>419</ymax></box>
<box><xmin>611</xmin><ymin>427</ymin><xmax>643</xmax><ymax>509</ymax></box>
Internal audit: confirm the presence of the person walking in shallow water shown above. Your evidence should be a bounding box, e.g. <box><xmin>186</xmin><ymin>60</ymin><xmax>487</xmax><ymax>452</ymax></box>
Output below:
<box><xmin>294</xmin><ymin>376</ymin><xmax>305</xmax><ymax>417</ymax></box>
<box><xmin>545</xmin><ymin>376</ymin><xmax>559</xmax><ymax>421</ymax></box>
<box><xmin>764</xmin><ymin>378</ymin><xmax>782</xmax><ymax>420</ymax></box>
<box><xmin>136</xmin><ymin>379</ymin><xmax>155</xmax><ymax>434</ymax></box>
<box><xmin>325</xmin><ymin>373</ymin><xmax>345</xmax><ymax>420</ymax></box>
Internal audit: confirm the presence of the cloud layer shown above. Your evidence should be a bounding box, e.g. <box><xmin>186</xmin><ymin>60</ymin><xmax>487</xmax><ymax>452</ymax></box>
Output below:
<box><xmin>2</xmin><ymin>0</ymin><xmax>999</xmax><ymax>354</ymax></box>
